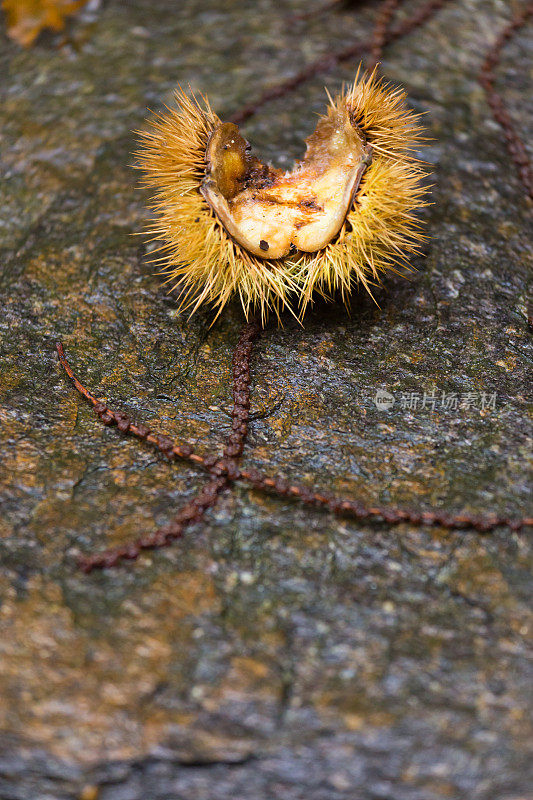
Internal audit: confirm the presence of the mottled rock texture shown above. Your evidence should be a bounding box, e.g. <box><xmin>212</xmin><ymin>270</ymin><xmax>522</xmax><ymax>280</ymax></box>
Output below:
<box><xmin>0</xmin><ymin>1</ymin><xmax>532</xmax><ymax>798</ymax></box>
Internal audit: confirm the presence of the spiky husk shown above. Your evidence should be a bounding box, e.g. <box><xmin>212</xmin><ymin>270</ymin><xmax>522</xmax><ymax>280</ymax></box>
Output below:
<box><xmin>136</xmin><ymin>68</ymin><xmax>428</xmax><ymax>322</ymax></box>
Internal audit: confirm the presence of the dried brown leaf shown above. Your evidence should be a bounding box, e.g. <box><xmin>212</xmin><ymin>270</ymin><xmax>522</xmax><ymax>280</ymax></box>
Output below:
<box><xmin>2</xmin><ymin>0</ymin><xmax>88</xmax><ymax>47</ymax></box>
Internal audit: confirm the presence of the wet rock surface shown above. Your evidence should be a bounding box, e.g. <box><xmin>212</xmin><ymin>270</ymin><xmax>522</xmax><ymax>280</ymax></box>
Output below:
<box><xmin>0</xmin><ymin>1</ymin><xmax>532</xmax><ymax>798</ymax></box>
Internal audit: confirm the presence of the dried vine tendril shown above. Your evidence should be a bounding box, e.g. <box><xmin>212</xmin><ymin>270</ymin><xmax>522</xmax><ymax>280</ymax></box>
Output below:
<box><xmin>478</xmin><ymin>1</ymin><xmax>533</xmax><ymax>200</ymax></box>
<box><xmin>229</xmin><ymin>0</ymin><xmax>453</xmax><ymax>126</ymax></box>
<box><xmin>67</xmin><ymin>320</ymin><xmax>260</xmax><ymax>572</ymax></box>
<box><xmin>56</xmin><ymin>339</ymin><xmax>532</xmax><ymax>573</ymax></box>
<box><xmin>57</xmin><ymin>0</ymin><xmax>533</xmax><ymax>570</ymax></box>
<box><xmin>368</xmin><ymin>0</ymin><xmax>401</xmax><ymax>70</ymax></box>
